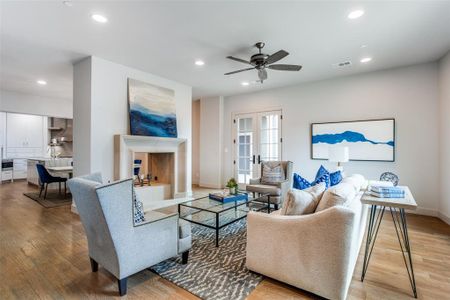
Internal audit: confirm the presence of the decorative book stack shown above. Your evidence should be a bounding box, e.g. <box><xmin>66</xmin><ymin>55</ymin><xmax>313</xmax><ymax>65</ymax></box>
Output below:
<box><xmin>370</xmin><ymin>186</ymin><xmax>405</xmax><ymax>198</ymax></box>
<box><xmin>209</xmin><ymin>192</ymin><xmax>248</xmax><ymax>203</ymax></box>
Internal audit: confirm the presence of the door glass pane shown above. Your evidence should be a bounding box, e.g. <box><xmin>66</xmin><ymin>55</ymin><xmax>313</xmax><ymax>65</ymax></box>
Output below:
<box><xmin>259</xmin><ymin>113</ymin><xmax>281</xmax><ymax>163</ymax></box>
<box><xmin>236</xmin><ymin>117</ymin><xmax>253</xmax><ymax>184</ymax></box>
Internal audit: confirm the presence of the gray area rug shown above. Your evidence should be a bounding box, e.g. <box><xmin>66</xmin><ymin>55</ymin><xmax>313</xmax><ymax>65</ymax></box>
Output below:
<box><xmin>23</xmin><ymin>191</ymin><xmax>72</xmax><ymax>208</ymax></box>
<box><xmin>151</xmin><ymin>219</ymin><xmax>263</xmax><ymax>300</ymax></box>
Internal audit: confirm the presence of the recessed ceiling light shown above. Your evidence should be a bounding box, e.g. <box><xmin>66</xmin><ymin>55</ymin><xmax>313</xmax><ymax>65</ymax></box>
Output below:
<box><xmin>37</xmin><ymin>80</ymin><xmax>47</xmax><ymax>85</ymax></box>
<box><xmin>91</xmin><ymin>14</ymin><xmax>108</xmax><ymax>23</ymax></box>
<box><xmin>360</xmin><ymin>57</ymin><xmax>372</xmax><ymax>63</ymax></box>
<box><xmin>361</xmin><ymin>45</ymin><xmax>368</xmax><ymax>48</ymax></box>
<box><xmin>62</xmin><ymin>1</ymin><xmax>73</xmax><ymax>7</ymax></box>
<box><xmin>348</xmin><ymin>10</ymin><xmax>365</xmax><ymax>19</ymax></box>
<box><xmin>195</xmin><ymin>60</ymin><xmax>205</xmax><ymax>66</ymax></box>
<box><xmin>241</xmin><ymin>81</ymin><xmax>249</xmax><ymax>86</ymax></box>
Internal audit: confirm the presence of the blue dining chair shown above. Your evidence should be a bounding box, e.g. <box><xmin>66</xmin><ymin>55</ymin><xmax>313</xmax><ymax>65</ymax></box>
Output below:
<box><xmin>36</xmin><ymin>164</ymin><xmax>67</xmax><ymax>199</ymax></box>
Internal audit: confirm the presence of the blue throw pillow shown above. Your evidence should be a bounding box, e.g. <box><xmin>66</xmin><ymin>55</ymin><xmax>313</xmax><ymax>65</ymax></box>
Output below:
<box><xmin>313</xmin><ymin>172</ymin><xmax>330</xmax><ymax>188</ymax></box>
<box><xmin>330</xmin><ymin>170</ymin><xmax>343</xmax><ymax>186</ymax></box>
<box><xmin>315</xmin><ymin>165</ymin><xmax>329</xmax><ymax>181</ymax></box>
<box><xmin>293</xmin><ymin>173</ymin><xmax>312</xmax><ymax>190</ymax></box>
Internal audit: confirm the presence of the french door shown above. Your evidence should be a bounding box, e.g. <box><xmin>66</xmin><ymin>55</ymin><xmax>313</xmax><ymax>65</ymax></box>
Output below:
<box><xmin>234</xmin><ymin>110</ymin><xmax>282</xmax><ymax>187</ymax></box>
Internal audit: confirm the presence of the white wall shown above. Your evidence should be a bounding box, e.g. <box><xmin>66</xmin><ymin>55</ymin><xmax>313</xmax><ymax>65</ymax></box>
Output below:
<box><xmin>199</xmin><ymin>96</ymin><xmax>224</xmax><ymax>188</ymax></box>
<box><xmin>73</xmin><ymin>56</ymin><xmax>192</xmax><ymax>192</ymax></box>
<box><xmin>192</xmin><ymin>99</ymin><xmax>200</xmax><ymax>184</ymax></box>
<box><xmin>438</xmin><ymin>52</ymin><xmax>450</xmax><ymax>224</ymax></box>
<box><xmin>0</xmin><ymin>90</ymin><xmax>72</xmax><ymax>118</ymax></box>
<box><xmin>222</xmin><ymin>63</ymin><xmax>440</xmax><ymax>215</ymax></box>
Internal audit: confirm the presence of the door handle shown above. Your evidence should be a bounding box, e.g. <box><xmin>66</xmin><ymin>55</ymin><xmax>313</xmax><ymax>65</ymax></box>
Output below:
<box><xmin>252</xmin><ymin>155</ymin><xmax>256</xmax><ymax>164</ymax></box>
<box><xmin>258</xmin><ymin>155</ymin><xmax>261</xmax><ymax>164</ymax></box>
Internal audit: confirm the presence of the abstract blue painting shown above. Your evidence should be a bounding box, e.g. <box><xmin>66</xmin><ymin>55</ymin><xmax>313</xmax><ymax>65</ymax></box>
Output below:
<box><xmin>128</xmin><ymin>78</ymin><xmax>177</xmax><ymax>138</ymax></box>
<box><xmin>311</xmin><ymin>119</ymin><xmax>395</xmax><ymax>161</ymax></box>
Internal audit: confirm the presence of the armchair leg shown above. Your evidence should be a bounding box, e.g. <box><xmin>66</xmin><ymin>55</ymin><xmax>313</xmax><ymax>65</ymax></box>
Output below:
<box><xmin>274</xmin><ymin>204</ymin><xmax>279</xmax><ymax>211</ymax></box>
<box><xmin>181</xmin><ymin>251</ymin><xmax>189</xmax><ymax>264</ymax></box>
<box><xmin>90</xmin><ymin>258</ymin><xmax>98</xmax><ymax>272</ymax></box>
<box><xmin>118</xmin><ymin>278</ymin><xmax>127</xmax><ymax>296</ymax></box>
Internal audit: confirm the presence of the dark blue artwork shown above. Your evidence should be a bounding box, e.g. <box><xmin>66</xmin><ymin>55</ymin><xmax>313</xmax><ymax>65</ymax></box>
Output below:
<box><xmin>312</xmin><ymin>131</ymin><xmax>394</xmax><ymax>147</ymax></box>
<box><xmin>128</xmin><ymin>78</ymin><xmax>177</xmax><ymax>138</ymax></box>
<box><xmin>130</xmin><ymin>104</ymin><xmax>177</xmax><ymax>137</ymax></box>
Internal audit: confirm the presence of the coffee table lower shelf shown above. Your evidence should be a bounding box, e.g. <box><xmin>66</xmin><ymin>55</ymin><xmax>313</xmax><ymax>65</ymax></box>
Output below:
<box><xmin>178</xmin><ymin>197</ymin><xmax>268</xmax><ymax>247</ymax></box>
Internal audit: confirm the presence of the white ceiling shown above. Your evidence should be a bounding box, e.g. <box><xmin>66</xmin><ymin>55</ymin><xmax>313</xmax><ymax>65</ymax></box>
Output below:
<box><xmin>1</xmin><ymin>1</ymin><xmax>450</xmax><ymax>101</ymax></box>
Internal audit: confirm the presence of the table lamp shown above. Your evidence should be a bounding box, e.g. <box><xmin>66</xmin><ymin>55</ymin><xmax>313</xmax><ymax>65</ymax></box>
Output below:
<box><xmin>328</xmin><ymin>146</ymin><xmax>349</xmax><ymax>172</ymax></box>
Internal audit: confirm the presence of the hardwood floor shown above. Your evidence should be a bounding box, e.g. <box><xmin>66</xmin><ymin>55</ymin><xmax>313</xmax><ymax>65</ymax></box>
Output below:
<box><xmin>1</xmin><ymin>181</ymin><xmax>449</xmax><ymax>299</ymax></box>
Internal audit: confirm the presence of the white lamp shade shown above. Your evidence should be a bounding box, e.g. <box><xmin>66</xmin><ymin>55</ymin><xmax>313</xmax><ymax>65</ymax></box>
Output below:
<box><xmin>328</xmin><ymin>146</ymin><xmax>349</xmax><ymax>163</ymax></box>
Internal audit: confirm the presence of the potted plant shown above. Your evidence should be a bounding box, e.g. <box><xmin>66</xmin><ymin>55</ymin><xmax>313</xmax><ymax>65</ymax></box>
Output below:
<box><xmin>226</xmin><ymin>178</ymin><xmax>238</xmax><ymax>195</ymax></box>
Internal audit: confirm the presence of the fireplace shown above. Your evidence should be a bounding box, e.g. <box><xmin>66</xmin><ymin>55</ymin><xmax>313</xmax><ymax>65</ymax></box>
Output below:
<box><xmin>114</xmin><ymin>135</ymin><xmax>188</xmax><ymax>205</ymax></box>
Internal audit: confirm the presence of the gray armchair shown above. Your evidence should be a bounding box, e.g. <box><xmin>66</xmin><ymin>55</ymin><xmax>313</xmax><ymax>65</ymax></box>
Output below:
<box><xmin>246</xmin><ymin>161</ymin><xmax>293</xmax><ymax>211</ymax></box>
<box><xmin>68</xmin><ymin>173</ymin><xmax>191</xmax><ymax>296</ymax></box>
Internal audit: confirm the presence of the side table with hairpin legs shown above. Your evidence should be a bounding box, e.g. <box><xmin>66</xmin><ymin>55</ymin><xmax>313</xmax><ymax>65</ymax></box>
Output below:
<box><xmin>360</xmin><ymin>186</ymin><xmax>417</xmax><ymax>298</ymax></box>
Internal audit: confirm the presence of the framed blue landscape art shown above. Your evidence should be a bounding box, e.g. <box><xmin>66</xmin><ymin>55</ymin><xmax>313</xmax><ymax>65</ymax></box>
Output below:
<box><xmin>311</xmin><ymin>118</ymin><xmax>395</xmax><ymax>162</ymax></box>
<box><xmin>128</xmin><ymin>78</ymin><xmax>177</xmax><ymax>138</ymax></box>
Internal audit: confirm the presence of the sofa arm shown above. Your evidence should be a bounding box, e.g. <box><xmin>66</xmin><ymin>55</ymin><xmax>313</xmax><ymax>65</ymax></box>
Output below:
<box><xmin>249</xmin><ymin>177</ymin><xmax>261</xmax><ymax>185</ymax></box>
<box><xmin>246</xmin><ymin>207</ymin><xmax>356</xmax><ymax>300</ymax></box>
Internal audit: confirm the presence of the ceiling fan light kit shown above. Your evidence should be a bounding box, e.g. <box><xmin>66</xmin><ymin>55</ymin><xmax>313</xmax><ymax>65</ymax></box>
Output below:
<box><xmin>225</xmin><ymin>42</ymin><xmax>302</xmax><ymax>83</ymax></box>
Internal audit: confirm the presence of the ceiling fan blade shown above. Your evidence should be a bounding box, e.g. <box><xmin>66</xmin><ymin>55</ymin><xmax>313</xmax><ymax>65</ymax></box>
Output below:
<box><xmin>226</xmin><ymin>56</ymin><xmax>252</xmax><ymax>65</ymax></box>
<box><xmin>258</xmin><ymin>68</ymin><xmax>268</xmax><ymax>81</ymax></box>
<box><xmin>268</xmin><ymin>64</ymin><xmax>302</xmax><ymax>71</ymax></box>
<box><xmin>265</xmin><ymin>50</ymin><xmax>289</xmax><ymax>65</ymax></box>
<box><xmin>224</xmin><ymin>67</ymin><xmax>255</xmax><ymax>75</ymax></box>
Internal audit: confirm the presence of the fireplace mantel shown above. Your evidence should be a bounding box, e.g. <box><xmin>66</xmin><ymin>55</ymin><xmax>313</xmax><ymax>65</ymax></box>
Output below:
<box><xmin>114</xmin><ymin>134</ymin><xmax>188</xmax><ymax>197</ymax></box>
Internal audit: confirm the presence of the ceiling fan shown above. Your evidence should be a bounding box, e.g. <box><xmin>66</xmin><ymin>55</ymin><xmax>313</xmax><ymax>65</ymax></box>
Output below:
<box><xmin>224</xmin><ymin>42</ymin><xmax>302</xmax><ymax>83</ymax></box>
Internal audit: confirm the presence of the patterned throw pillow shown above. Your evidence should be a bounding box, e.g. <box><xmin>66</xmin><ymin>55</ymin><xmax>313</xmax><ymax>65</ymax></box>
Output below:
<box><xmin>261</xmin><ymin>162</ymin><xmax>285</xmax><ymax>185</ymax></box>
<box><xmin>132</xmin><ymin>187</ymin><xmax>145</xmax><ymax>224</ymax></box>
<box><xmin>293</xmin><ymin>173</ymin><xmax>312</xmax><ymax>190</ymax></box>
<box><xmin>329</xmin><ymin>170</ymin><xmax>343</xmax><ymax>186</ymax></box>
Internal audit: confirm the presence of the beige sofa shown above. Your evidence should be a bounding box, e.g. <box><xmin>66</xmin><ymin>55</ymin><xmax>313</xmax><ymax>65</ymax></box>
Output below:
<box><xmin>246</xmin><ymin>176</ymin><xmax>368</xmax><ymax>300</ymax></box>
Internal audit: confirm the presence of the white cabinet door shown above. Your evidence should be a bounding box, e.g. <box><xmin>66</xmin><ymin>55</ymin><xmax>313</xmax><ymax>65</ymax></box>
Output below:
<box><xmin>6</xmin><ymin>113</ymin><xmax>44</xmax><ymax>149</ymax></box>
<box><xmin>0</xmin><ymin>112</ymin><xmax>6</xmax><ymax>155</ymax></box>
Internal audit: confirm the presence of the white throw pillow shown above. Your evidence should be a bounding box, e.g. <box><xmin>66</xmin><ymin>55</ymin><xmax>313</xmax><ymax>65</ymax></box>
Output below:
<box><xmin>341</xmin><ymin>174</ymin><xmax>365</xmax><ymax>192</ymax></box>
<box><xmin>281</xmin><ymin>183</ymin><xmax>326</xmax><ymax>215</ymax></box>
<box><xmin>315</xmin><ymin>182</ymin><xmax>357</xmax><ymax>212</ymax></box>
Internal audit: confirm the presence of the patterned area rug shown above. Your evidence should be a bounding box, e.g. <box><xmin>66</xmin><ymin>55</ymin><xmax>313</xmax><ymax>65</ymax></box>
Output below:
<box><xmin>151</xmin><ymin>219</ymin><xmax>263</xmax><ymax>300</ymax></box>
<box><xmin>23</xmin><ymin>191</ymin><xmax>72</xmax><ymax>208</ymax></box>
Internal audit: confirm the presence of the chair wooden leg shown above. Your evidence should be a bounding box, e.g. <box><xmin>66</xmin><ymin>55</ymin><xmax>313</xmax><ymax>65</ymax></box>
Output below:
<box><xmin>118</xmin><ymin>278</ymin><xmax>127</xmax><ymax>296</ymax></box>
<box><xmin>59</xmin><ymin>182</ymin><xmax>61</xmax><ymax>195</ymax></box>
<box><xmin>89</xmin><ymin>258</ymin><xmax>98</xmax><ymax>272</ymax></box>
<box><xmin>44</xmin><ymin>183</ymin><xmax>48</xmax><ymax>199</ymax></box>
<box><xmin>64</xmin><ymin>182</ymin><xmax>67</xmax><ymax>196</ymax></box>
<box><xmin>182</xmin><ymin>250</ymin><xmax>189</xmax><ymax>264</ymax></box>
<box><xmin>39</xmin><ymin>184</ymin><xmax>44</xmax><ymax>198</ymax></box>
<box><xmin>274</xmin><ymin>204</ymin><xmax>279</xmax><ymax>211</ymax></box>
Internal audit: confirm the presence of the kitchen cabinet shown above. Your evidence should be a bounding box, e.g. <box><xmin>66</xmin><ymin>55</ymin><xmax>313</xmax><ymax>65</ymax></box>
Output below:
<box><xmin>6</xmin><ymin>113</ymin><xmax>46</xmax><ymax>149</ymax></box>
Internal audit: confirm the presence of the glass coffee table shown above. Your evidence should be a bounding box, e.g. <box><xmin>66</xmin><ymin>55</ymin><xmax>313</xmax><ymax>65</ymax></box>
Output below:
<box><xmin>178</xmin><ymin>191</ymin><xmax>269</xmax><ymax>247</ymax></box>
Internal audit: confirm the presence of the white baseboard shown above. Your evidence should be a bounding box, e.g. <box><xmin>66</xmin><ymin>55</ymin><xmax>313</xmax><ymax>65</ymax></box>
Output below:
<box><xmin>198</xmin><ymin>182</ymin><xmax>222</xmax><ymax>189</ymax></box>
<box><xmin>71</xmin><ymin>203</ymin><xmax>78</xmax><ymax>214</ymax></box>
<box><xmin>407</xmin><ymin>206</ymin><xmax>438</xmax><ymax>217</ymax></box>
<box><xmin>438</xmin><ymin>212</ymin><xmax>450</xmax><ymax>225</ymax></box>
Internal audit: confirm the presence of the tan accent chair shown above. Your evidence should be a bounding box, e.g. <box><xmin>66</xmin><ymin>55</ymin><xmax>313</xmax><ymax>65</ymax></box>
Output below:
<box><xmin>246</xmin><ymin>161</ymin><xmax>293</xmax><ymax>211</ymax></box>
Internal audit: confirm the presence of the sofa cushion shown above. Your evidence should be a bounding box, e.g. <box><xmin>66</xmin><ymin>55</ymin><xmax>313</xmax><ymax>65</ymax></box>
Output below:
<box><xmin>281</xmin><ymin>183</ymin><xmax>326</xmax><ymax>215</ymax></box>
<box><xmin>315</xmin><ymin>182</ymin><xmax>357</xmax><ymax>212</ymax></box>
<box><xmin>261</xmin><ymin>161</ymin><xmax>286</xmax><ymax>185</ymax></box>
<box><xmin>246</xmin><ymin>184</ymin><xmax>281</xmax><ymax>196</ymax></box>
